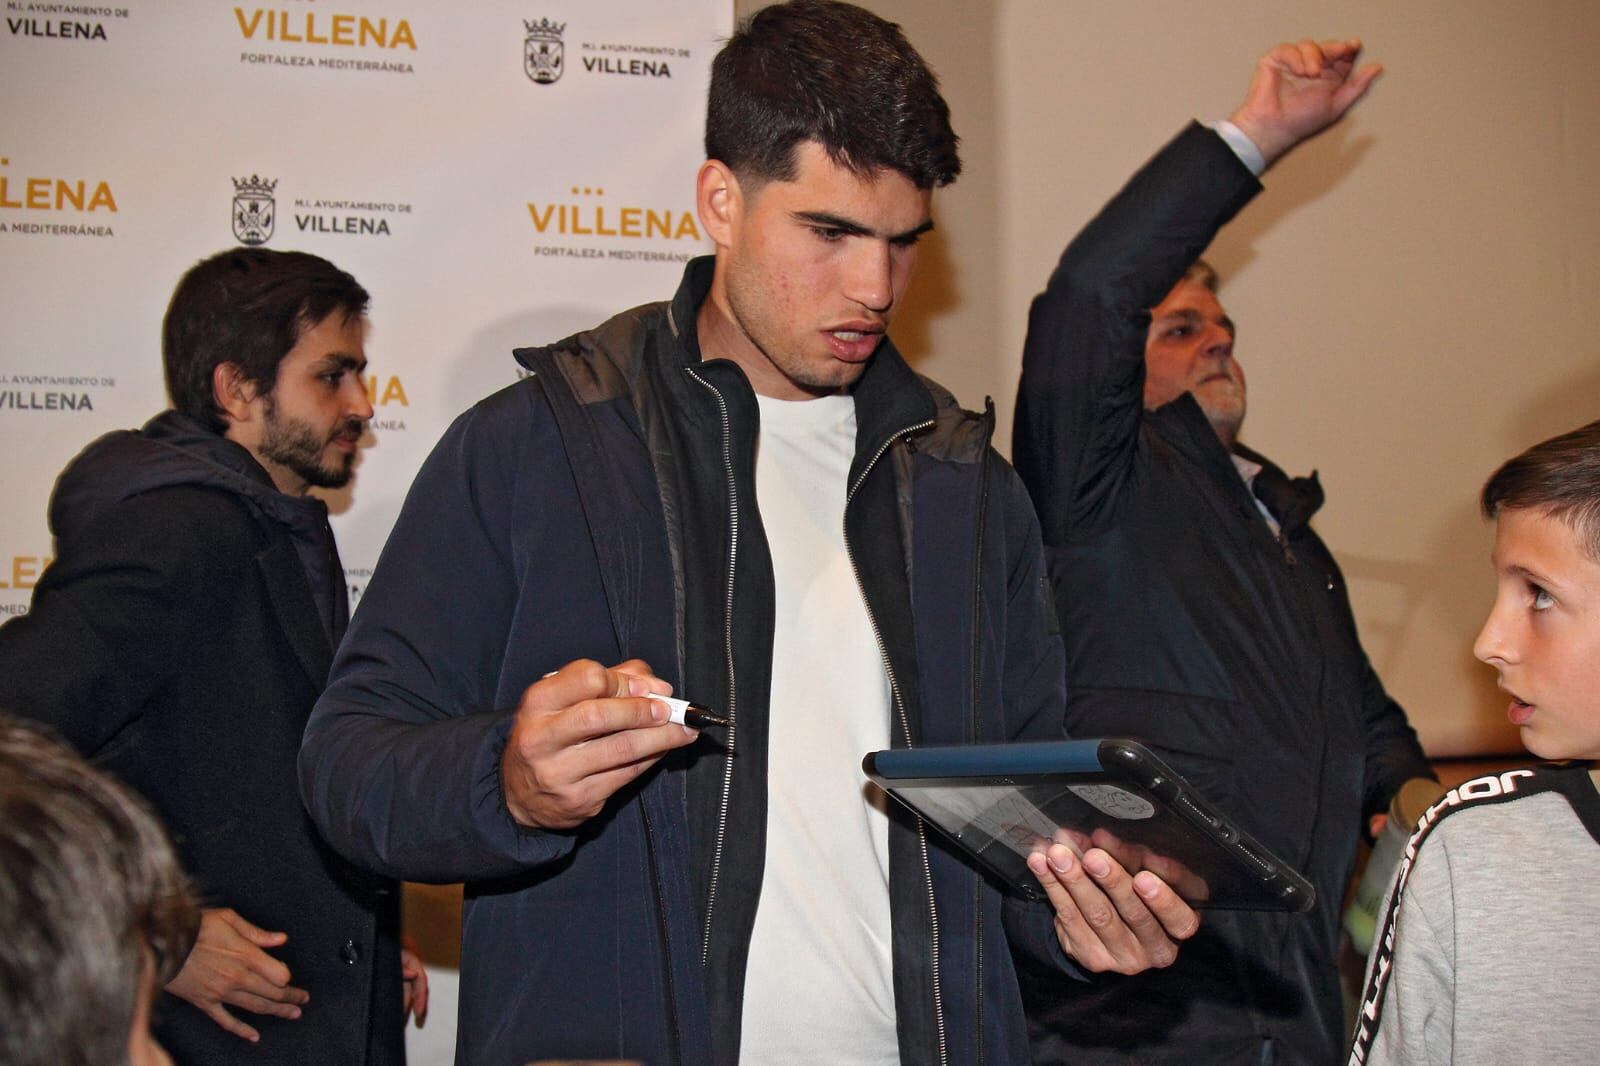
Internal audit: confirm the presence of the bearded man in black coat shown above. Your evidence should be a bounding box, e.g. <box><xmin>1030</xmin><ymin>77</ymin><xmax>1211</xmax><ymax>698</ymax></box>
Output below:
<box><xmin>0</xmin><ymin>248</ymin><xmax>425</xmax><ymax>1064</ymax></box>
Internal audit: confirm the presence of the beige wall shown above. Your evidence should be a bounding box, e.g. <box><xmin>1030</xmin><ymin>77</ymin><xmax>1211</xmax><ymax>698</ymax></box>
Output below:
<box><xmin>734</xmin><ymin>1</ymin><xmax>1600</xmax><ymax>757</ymax></box>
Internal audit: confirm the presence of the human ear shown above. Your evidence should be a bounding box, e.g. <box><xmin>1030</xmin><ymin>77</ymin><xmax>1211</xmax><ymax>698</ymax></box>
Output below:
<box><xmin>696</xmin><ymin>159</ymin><xmax>740</xmax><ymax>250</ymax></box>
<box><xmin>211</xmin><ymin>362</ymin><xmax>259</xmax><ymax>426</ymax></box>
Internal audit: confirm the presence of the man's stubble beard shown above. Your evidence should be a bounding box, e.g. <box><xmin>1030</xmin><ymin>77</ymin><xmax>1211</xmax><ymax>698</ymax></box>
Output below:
<box><xmin>260</xmin><ymin>398</ymin><xmax>359</xmax><ymax>490</ymax></box>
<box><xmin>1198</xmin><ymin>382</ymin><xmax>1246</xmax><ymax>448</ymax></box>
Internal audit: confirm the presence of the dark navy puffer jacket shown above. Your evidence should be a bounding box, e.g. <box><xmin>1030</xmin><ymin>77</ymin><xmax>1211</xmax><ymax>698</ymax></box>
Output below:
<box><xmin>301</xmin><ymin>257</ymin><xmax>1071</xmax><ymax>1065</ymax></box>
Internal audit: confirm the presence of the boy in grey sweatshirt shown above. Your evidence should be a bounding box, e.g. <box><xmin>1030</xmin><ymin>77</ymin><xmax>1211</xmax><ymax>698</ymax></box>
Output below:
<box><xmin>1351</xmin><ymin>420</ymin><xmax>1600</xmax><ymax>1065</ymax></box>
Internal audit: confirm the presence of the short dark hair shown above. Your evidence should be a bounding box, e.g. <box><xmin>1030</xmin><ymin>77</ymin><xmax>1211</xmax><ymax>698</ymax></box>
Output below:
<box><xmin>705</xmin><ymin>0</ymin><xmax>960</xmax><ymax>190</ymax></box>
<box><xmin>1482</xmin><ymin>419</ymin><xmax>1600</xmax><ymax>561</ymax></box>
<box><xmin>163</xmin><ymin>248</ymin><xmax>369</xmax><ymax>433</ymax></box>
<box><xmin>0</xmin><ymin>714</ymin><xmax>198</xmax><ymax>1066</ymax></box>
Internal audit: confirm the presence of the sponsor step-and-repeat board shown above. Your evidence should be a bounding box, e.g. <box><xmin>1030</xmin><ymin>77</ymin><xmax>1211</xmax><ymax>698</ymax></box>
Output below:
<box><xmin>1</xmin><ymin>0</ymin><xmax>732</xmax><ymax>617</ymax></box>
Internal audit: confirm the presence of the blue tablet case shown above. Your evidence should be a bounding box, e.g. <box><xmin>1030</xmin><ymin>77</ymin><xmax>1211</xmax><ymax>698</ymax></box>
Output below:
<box><xmin>864</xmin><ymin>738</ymin><xmax>1314</xmax><ymax>912</ymax></box>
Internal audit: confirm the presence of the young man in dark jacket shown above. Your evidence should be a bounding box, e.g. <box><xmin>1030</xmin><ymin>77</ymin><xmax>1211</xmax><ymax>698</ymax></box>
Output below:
<box><xmin>300</xmin><ymin>3</ymin><xmax>1196</xmax><ymax>1063</ymax></box>
<box><xmin>0</xmin><ymin>248</ymin><xmax>424</xmax><ymax>1064</ymax></box>
<box><xmin>1012</xmin><ymin>40</ymin><xmax>1434</xmax><ymax>1064</ymax></box>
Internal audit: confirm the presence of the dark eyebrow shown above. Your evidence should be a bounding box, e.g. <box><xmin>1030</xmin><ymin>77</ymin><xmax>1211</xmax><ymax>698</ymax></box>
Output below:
<box><xmin>314</xmin><ymin>353</ymin><xmax>367</xmax><ymax>373</ymax></box>
<box><xmin>792</xmin><ymin>210</ymin><xmax>934</xmax><ymax>244</ymax></box>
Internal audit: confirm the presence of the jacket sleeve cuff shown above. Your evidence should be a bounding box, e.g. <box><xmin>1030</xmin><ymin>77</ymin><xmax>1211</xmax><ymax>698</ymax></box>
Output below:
<box><xmin>474</xmin><ymin>710</ymin><xmax>581</xmax><ymax>866</ymax></box>
<box><xmin>1208</xmin><ymin>119</ymin><xmax>1266</xmax><ymax>176</ymax></box>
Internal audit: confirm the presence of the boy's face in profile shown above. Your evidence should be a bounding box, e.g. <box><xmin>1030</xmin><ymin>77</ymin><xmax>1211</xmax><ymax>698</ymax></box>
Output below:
<box><xmin>1475</xmin><ymin>506</ymin><xmax>1600</xmax><ymax>760</ymax></box>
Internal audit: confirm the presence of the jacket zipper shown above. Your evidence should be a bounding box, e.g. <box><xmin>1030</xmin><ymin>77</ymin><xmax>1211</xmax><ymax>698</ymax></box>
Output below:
<box><xmin>968</xmin><ymin>450</ymin><xmax>991</xmax><ymax>1066</ymax></box>
<box><xmin>842</xmin><ymin>418</ymin><xmax>948</xmax><ymax>1066</ymax></box>
<box><xmin>685</xmin><ymin>367</ymin><xmax>739</xmax><ymax>968</ymax></box>
<box><xmin>1277</xmin><ymin>530</ymin><xmax>1297</xmax><ymax>567</ymax></box>
<box><xmin>1275</xmin><ymin>522</ymin><xmax>1334</xmax><ymax>874</ymax></box>
<box><xmin>682</xmin><ymin>375</ymin><xmax>946</xmax><ymax>1059</ymax></box>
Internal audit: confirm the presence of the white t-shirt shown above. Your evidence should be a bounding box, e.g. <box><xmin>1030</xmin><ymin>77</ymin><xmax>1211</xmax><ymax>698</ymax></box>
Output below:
<box><xmin>738</xmin><ymin>392</ymin><xmax>898</xmax><ymax>1066</ymax></box>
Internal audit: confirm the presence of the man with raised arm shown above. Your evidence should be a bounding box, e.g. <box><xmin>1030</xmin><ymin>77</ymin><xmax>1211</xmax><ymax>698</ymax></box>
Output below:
<box><xmin>1013</xmin><ymin>40</ymin><xmax>1433</xmax><ymax>1064</ymax></box>
<box><xmin>299</xmin><ymin>3</ymin><xmax>1196</xmax><ymax>1063</ymax></box>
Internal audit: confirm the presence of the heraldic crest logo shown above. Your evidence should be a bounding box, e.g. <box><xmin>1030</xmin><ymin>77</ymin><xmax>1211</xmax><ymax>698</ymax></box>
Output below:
<box><xmin>232</xmin><ymin>175</ymin><xmax>277</xmax><ymax>246</ymax></box>
<box><xmin>525</xmin><ymin>17</ymin><xmax>565</xmax><ymax>84</ymax></box>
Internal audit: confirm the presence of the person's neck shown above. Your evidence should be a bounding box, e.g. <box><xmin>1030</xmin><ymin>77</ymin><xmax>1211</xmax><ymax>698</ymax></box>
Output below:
<box><xmin>229</xmin><ymin>436</ymin><xmax>307</xmax><ymax>497</ymax></box>
<box><xmin>695</xmin><ymin>282</ymin><xmax>840</xmax><ymax>401</ymax></box>
<box><xmin>248</xmin><ymin>450</ymin><xmax>309</xmax><ymax>497</ymax></box>
<box><xmin>1210</xmin><ymin>418</ymin><xmax>1240</xmax><ymax>452</ymax></box>
<box><xmin>695</xmin><ymin>289</ymin><xmax>747</xmax><ymax>369</ymax></box>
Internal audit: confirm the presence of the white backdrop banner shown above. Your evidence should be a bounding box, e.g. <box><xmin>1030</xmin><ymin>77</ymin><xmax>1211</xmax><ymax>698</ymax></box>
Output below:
<box><xmin>0</xmin><ymin>0</ymin><xmax>731</xmax><ymax>615</ymax></box>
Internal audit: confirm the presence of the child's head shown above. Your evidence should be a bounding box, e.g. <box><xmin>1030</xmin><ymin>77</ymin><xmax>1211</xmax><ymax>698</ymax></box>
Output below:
<box><xmin>1475</xmin><ymin>419</ymin><xmax>1600</xmax><ymax>760</ymax></box>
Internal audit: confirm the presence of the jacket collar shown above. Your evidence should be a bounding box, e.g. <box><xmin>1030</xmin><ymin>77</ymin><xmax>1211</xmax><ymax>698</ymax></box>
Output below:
<box><xmin>664</xmin><ymin>255</ymin><xmax>713</xmax><ymax>362</ymax></box>
<box><xmin>1157</xmin><ymin>393</ymin><xmax>1326</xmax><ymax>536</ymax></box>
<box><xmin>49</xmin><ymin>410</ymin><xmax>331</xmax><ymax>538</ymax></box>
<box><xmin>1234</xmin><ymin>439</ymin><xmax>1324</xmax><ymax>536</ymax></box>
<box><xmin>848</xmin><ymin>335</ymin><xmax>938</xmax><ymax>470</ymax></box>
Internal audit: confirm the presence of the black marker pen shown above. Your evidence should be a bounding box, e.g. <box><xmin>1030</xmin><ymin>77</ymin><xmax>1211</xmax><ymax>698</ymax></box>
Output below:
<box><xmin>653</xmin><ymin>696</ymin><xmax>729</xmax><ymax>730</ymax></box>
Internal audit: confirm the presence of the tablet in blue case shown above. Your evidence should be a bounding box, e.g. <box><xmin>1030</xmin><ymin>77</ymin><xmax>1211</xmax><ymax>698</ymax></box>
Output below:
<box><xmin>863</xmin><ymin>738</ymin><xmax>1314</xmax><ymax>912</ymax></box>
